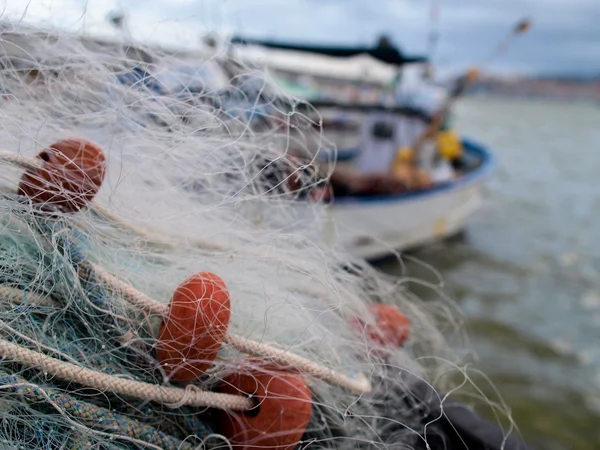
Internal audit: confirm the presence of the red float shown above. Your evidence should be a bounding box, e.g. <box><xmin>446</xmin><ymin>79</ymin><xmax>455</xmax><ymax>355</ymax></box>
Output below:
<box><xmin>18</xmin><ymin>139</ymin><xmax>106</xmax><ymax>212</ymax></box>
<box><xmin>157</xmin><ymin>272</ymin><xmax>231</xmax><ymax>382</ymax></box>
<box><xmin>217</xmin><ymin>365</ymin><xmax>312</xmax><ymax>450</ymax></box>
<box><xmin>351</xmin><ymin>304</ymin><xmax>410</xmax><ymax>349</ymax></box>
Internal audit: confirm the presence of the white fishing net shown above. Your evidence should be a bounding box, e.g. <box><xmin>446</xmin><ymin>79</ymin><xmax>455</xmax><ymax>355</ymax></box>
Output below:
<box><xmin>0</xmin><ymin>19</ymin><xmax>516</xmax><ymax>450</ymax></box>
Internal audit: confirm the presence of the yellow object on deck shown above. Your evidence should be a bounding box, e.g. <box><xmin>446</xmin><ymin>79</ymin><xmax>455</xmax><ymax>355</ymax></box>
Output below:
<box><xmin>395</xmin><ymin>146</ymin><xmax>414</xmax><ymax>163</ymax></box>
<box><xmin>391</xmin><ymin>146</ymin><xmax>414</xmax><ymax>177</ymax></box>
<box><xmin>391</xmin><ymin>146</ymin><xmax>432</xmax><ymax>190</ymax></box>
<box><xmin>436</xmin><ymin>130</ymin><xmax>463</xmax><ymax>160</ymax></box>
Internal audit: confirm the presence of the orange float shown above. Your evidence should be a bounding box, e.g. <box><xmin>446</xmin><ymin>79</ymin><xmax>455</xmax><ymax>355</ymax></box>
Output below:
<box><xmin>351</xmin><ymin>304</ymin><xmax>410</xmax><ymax>349</ymax></box>
<box><xmin>157</xmin><ymin>272</ymin><xmax>231</xmax><ymax>382</ymax></box>
<box><xmin>18</xmin><ymin>139</ymin><xmax>106</xmax><ymax>212</ymax></box>
<box><xmin>216</xmin><ymin>364</ymin><xmax>312</xmax><ymax>450</ymax></box>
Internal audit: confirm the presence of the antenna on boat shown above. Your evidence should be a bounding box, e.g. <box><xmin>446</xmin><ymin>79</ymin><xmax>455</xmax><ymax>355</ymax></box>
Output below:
<box><xmin>423</xmin><ymin>0</ymin><xmax>440</xmax><ymax>80</ymax></box>
<box><xmin>488</xmin><ymin>17</ymin><xmax>532</xmax><ymax>61</ymax></box>
<box><xmin>399</xmin><ymin>17</ymin><xmax>532</xmax><ymax>160</ymax></box>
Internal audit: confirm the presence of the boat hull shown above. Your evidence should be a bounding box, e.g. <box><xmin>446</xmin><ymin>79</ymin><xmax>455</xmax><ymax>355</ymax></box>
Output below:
<box><xmin>326</xmin><ymin>138</ymin><xmax>494</xmax><ymax>260</ymax></box>
<box><xmin>328</xmin><ymin>182</ymin><xmax>483</xmax><ymax>260</ymax></box>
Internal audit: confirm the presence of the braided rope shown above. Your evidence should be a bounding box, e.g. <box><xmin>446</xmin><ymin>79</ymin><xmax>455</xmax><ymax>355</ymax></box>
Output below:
<box><xmin>0</xmin><ymin>337</ymin><xmax>254</xmax><ymax>411</ymax></box>
<box><xmin>0</xmin><ymin>233</ymin><xmax>222</xmax><ymax>445</ymax></box>
<box><xmin>0</xmin><ymin>371</ymin><xmax>199</xmax><ymax>450</ymax></box>
<box><xmin>0</xmin><ymin>216</ymin><xmax>256</xmax><ymax>414</ymax></box>
<box><xmin>93</xmin><ymin>263</ymin><xmax>372</xmax><ymax>394</ymax></box>
<box><xmin>93</xmin><ymin>263</ymin><xmax>167</xmax><ymax>316</ymax></box>
<box><xmin>0</xmin><ymin>286</ymin><xmax>55</xmax><ymax>307</ymax></box>
<box><xmin>41</xmin><ymin>222</ymin><xmax>256</xmax><ymax>412</ymax></box>
<box><xmin>42</xmin><ymin>221</ymin><xmax>138</xmax><ymax>345</ymax></box>
<box><xmin>0</xmin><ymin>151</ymin><xmax>42</xmax><ymax>171</ymax></box>
<box><xmin>224</xmin><ymin>333</ymin><xmax>371</xmax><ymax>393</ymax></box>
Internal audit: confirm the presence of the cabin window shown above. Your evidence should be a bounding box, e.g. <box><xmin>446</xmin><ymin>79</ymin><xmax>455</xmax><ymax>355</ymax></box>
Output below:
<box><xmin>371</xmin><ymin>121</ymin><xmax>395</xmax><ymax>140</ymax></box>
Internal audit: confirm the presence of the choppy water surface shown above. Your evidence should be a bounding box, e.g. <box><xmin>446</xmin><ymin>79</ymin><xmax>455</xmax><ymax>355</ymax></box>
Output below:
<box><xmin>377</xmin><ymin>97</ymin><xmax>600</xmax><ymax>450</ymax></box>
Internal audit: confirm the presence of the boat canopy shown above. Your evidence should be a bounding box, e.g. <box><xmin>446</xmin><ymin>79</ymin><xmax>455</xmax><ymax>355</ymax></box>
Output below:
<box><xmin>230</xmin><ymin>36</ymin><xmax>427</xmax><ymax>66</ymax></box>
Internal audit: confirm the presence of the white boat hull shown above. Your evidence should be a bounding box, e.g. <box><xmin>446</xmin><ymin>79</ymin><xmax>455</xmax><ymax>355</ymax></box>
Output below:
<box><xmin>327</xmin><ymin>181</ymin><xmax>483</xmax><ymax>260</ymax></box>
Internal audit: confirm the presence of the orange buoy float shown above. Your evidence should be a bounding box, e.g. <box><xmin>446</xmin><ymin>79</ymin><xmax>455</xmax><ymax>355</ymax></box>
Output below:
<box><xmin>157</xmin><ymin>272</ymin><xmax>231</xmax><ymax>382</ymax></box>
<box><xmin>18</xmin><ymin>139</ymin><xmax>106</xmax><ymax>212</ymax></box>
<box><xmin>351</xmin><ymin>304</ymin><xmax>410</xmax><ymax>349</ymax></box>
<box><xmin>216</xmin><ymin>364</ymin><xmax>312</xmax><ymax>450</ymax></box>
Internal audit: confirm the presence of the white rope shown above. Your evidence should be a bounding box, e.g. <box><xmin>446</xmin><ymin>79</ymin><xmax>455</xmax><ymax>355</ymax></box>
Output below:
<box><xmin>0</xmin><ymin>337</ymin><xmax>254</xmax><ymax>411</ymax></box>
<box><xmin>224</xmin><ymin>333</ymin><xmax>371</xmax><ymax>393</ymax></box>
<box><xmin>0</xmin><ymin>152</ymin><xmax>42</xmax><ymax>171</ymax></box>
<box><xmin>92</xmin><ymin>264</ymin><xmax>372</xmax><ymax>394</ymax></box>
<box><xmin>93</xmin><ymin>265</ymin><xmax>167</xmax><ymax>316</ymax></box>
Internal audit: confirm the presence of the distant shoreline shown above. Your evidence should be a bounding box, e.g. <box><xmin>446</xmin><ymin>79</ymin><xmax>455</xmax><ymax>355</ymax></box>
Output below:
<box><xmin>464</xmin><ymin>76</ymin><xmax>600</xmax><ymax>103</ymax></box>
<box><xmin>461</xmin><ymin>92</ymin><xmax>600</xmax><ymax>106</ymax></box>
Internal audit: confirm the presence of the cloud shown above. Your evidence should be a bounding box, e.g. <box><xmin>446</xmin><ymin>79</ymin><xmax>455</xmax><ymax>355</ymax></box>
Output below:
<box><xmin>208</xmin><ymin>0</ymin><xmax>600</xmax><ymax>74</ymax></box>
<box><xmin>0</xmin><ymin>0</ymin><xmax>210</xmax><ymax>48</ymax></box>
<box><xmin>1</xmin><ymin>0</ymin><xmax>112</xmax><ymax>27</ymax></box>
<box><xmin>1</xmin><ymin>0</ymin><xmax>598</xmax><ymax>74</ymax></box>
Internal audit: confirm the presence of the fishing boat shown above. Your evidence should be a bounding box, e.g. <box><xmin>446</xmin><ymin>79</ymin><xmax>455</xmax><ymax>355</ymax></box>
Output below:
<box><xmin>231</xmin><ymin>36</ymin><xmax>496</xmax><ymax>260</ymax></box>
<box><xmin>74</xmin><ymin>35</ymin><xmax>495</xmax><ymax>261</ymax></box>
<box><xmin>325</xmin><ymin>138</ymin><xmax>494</xmax><ymax>260</ymax></box>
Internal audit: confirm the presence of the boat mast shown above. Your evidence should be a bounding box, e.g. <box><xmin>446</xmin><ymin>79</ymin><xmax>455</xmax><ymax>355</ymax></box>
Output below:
<box><xmin>423</xmin><ymin>0</ymin><xmax>440</xmax><ymax>80</ymax></box>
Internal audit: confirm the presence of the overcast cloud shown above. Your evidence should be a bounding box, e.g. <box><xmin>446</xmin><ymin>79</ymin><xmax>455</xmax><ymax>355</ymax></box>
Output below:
<box><xmin>2</xmin><ymin>0</ymin><xmax>599</xmax><ymax>75</ymax></box>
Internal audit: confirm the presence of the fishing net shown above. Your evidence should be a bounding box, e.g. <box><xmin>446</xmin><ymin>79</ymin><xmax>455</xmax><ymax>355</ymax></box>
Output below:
<box><xmin>0</xmin><ymin>21</ymin><xmax>510</xmax><ymax>450</ymax></box>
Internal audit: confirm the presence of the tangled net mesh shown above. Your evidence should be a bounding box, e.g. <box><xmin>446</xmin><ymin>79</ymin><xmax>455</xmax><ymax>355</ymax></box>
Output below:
<box><xmin>0</xmin><ymin>20</ymin><xmax>513</xmax><ymax>450</ymax></box>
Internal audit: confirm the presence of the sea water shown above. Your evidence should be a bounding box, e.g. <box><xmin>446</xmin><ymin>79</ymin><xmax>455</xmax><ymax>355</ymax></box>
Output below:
<box><xmin>378</xmin><ymin>97</ymin><xmax>600</xmax><ymax>450</ymax></box>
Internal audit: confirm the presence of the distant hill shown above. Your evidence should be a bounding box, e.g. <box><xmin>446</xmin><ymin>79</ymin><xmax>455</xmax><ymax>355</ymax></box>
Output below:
<box><xmin>466</xmin><ymin>73</ymin><xmax>600</xmax><ymax>101</ymax></box>
<box><xmin>532</xmin><ymin>73</ymin><xmax>600</xmax><ymax>83</ymax></box>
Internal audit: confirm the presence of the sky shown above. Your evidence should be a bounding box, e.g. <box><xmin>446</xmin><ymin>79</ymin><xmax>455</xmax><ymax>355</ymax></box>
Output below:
<box><xmin>1</xmin><ymin>0</ymin><xmax>599</xmax><ymax>76</ymax></box>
